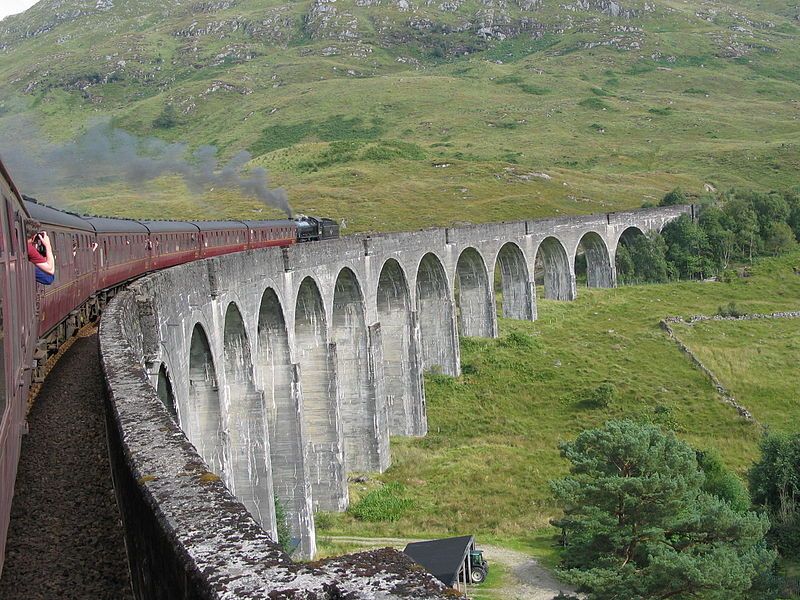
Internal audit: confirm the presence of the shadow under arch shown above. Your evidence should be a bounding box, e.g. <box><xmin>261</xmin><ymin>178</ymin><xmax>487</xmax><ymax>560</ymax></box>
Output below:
<box><xmin>455</xmin><ymin>247</ymin><xmax>495</xmax><ymax>338</ymax></box>
<box><xmin>223</xmin><ymin>302</ymin><xmax>276</xmax><ymax>537</ymax></box>
<box><xmin>534</xmin><ymin>236</ymin><xmax>574</xmax><ymax>301</ymax></box>
<box><xmin>376</xmin><ymin>258</ymin><xmax>426</xmax><ymax>436</ymax></box>
<box><xmin>494</xmin><ymin>242</ymin><xmax>533</xmax><ymax>320</ymax></box>
<box><xmin>574</xmin><ymin>231</ymin><xmax>614</xmax><ymax>289</ymax></box>
<box><xmin>256</xmin><ymin>288</ymin><xmax>315</xmax><ymax>558</ymax></box>
<box><xmin>416</xmin><ymin>252</ymin><xmax>458</xmax><ymax>376</ymax></box>
<box><xmin>157</xmin><ymin>363</ymin><xmax>178</xmax><ymax>421</ymax></box>
<box><xmin>332</xmin><ymin>267</ymin><xmax>387</xmax><ymax>472</ymax></box>
<box><xmin>614</xmin><ymin>226</ymin><xmax>647</xmax><ymax>285</ymax></box>
<box><xmin>188</xmin><ymin>323</ymin><xmax>226</xmax><ymax>479</ymax></box>
<box><xmin>295</xmin><ymin>276</ymin><xmax>347</xmax><ymax>512</ymax></box>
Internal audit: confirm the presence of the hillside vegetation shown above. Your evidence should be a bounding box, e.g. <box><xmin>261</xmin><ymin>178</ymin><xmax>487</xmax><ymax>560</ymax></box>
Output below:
<box><xmin>319</xmin><ymin>251</ymin><xmax>800</xmax><ymax>548</ymax></box>
<box><xmin>0</xmin><ymin>0</ymin><xmax>799</xmax><ymax>227</ymax></box>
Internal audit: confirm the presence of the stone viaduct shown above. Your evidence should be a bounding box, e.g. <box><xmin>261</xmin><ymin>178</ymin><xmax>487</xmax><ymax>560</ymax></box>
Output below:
<box><xmin>100</xmin><ymin>205</ymin><xmax>691</xmax><ymax>597</ymax></box>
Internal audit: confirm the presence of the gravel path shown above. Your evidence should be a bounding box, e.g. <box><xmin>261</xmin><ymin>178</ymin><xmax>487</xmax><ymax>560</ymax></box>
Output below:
<box><xmin>0</xmin><ymin>329</ymin><xmax>133</xmax><ymax>599</ymax></box>
<box><xmin>329</xmin><ymin>536</ymin><xmax>578</xmax><ymax>600</ymax></box>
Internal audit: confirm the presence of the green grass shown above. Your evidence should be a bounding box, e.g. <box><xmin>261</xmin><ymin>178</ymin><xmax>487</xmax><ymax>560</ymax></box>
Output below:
<box><xmin>0</xmin><ymin>0</ymin><xmax>799</xmax><ymax>225</ymax></box>
<box><xmin>318</xmin><ymin>251</ymin><xmax>800</xmax><ymax>554</ymax></box>
<box><xmin>671</xmin><ymin>317</ymin><xmax>800</xmax><ymax>431</ymax></box>
<box><xmin>469</xmin><ymin>561</ymin><xmax>509</xmax><ymax>600</ymax></box>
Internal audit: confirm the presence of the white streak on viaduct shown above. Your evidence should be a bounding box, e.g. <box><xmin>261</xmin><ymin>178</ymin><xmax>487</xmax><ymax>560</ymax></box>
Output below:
<box><xmin>136</xmin><ymin>206</ymin><xmax>689</xmax><ymax>558</ymax></box>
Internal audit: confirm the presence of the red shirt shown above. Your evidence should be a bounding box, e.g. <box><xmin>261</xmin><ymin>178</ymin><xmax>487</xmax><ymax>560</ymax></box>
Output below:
<box><xmin>27</xmin><ymin>240</ymin><xmax>47</xmax><ymax>265</ymax></box>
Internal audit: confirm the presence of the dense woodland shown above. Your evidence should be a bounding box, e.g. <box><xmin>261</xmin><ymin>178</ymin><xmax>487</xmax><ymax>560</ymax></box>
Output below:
<box><xmin>616</xmin><ymin>189</ymin><xmax>800</xmax><ymax>284</ymax></box>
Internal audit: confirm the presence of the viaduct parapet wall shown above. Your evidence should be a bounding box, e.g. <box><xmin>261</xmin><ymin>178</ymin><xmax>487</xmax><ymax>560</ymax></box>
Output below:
<box><xmin>99</xmin><ymin>205</ymin><xmax>690</xmax><ymax>596</ymax></box>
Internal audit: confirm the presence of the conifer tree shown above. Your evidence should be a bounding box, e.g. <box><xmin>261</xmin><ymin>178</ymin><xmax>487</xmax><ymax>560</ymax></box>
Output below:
<box><xmin>551</xmin><ymin>420</ymin><xmax>775</xmax><ymax>600</ymax></box>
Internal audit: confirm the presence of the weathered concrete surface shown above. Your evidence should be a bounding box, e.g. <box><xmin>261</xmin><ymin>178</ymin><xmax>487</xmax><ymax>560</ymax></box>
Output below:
<box><xmin>102</xmin><ymin>204</ymin><xmax>690</xmax><ymax>565</ymax></box>
<box><xmin>100</xmin><ymin>290</ymin><xmax>454</xmax><ymax>599</ymax></box>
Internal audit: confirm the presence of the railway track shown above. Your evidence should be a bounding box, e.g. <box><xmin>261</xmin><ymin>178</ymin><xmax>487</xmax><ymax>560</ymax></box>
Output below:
<box><xmin>0</xmin><ymin>324</ymin><xmax>132</xmax><ymax>599</ymax></box>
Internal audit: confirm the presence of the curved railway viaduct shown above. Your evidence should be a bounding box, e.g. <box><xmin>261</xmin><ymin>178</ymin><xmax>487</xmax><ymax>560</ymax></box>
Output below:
<box><xmin>100</xmin><ymin>205</ymin><xmax>691</xmax><ymax>597</ymax></box>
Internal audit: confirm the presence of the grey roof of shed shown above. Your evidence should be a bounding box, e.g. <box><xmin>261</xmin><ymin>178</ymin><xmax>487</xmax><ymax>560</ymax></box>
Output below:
<box><xmin>403</xmin><ymin>536</ymin><xmax>474</xmax><ymax>588</ymax></box>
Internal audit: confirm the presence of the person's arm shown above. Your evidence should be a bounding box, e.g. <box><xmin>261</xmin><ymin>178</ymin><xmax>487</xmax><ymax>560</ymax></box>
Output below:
<box><xmin>38</xmin><ymin>232</ymin><xmax>55</xmax><ymax>275</ymax></box>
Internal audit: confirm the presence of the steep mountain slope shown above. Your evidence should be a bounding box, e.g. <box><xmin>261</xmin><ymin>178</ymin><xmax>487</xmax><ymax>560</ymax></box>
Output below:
<box><xmin>0</xmin><ymin>0</ymin><xmax>798</xmax><ymax>227</ymax></box>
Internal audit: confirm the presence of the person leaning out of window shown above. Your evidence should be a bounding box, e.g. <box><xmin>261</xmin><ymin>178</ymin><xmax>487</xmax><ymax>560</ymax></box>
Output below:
<box><xmin>25</xmin><ymin>218</ymin><xmax>55</xmax><ymax>285</ymax></box>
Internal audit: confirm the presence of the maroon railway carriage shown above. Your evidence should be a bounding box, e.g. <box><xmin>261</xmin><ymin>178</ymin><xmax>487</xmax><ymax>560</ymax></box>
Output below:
<box><xmin>84</xmin><ymin>216</ymin><xmax>151</xmax><ymax>292</ymax></box>
<box><xmin>192</xmin><ymin>220</ymin><xmax>249</xmax><ymax>258</ymax></box>
<box><xmin>25</xmin><ymin>200</ymin><xmax>98</xmax><ymax>342</ymax></box>
<box><xmin>141</xmin><ymin>220</ymin><xmax>201</xmax><ymax>270</ymax></box>
<box><xmin>242</xmin><ymin>219</ymin><xmax>297</xmax><ymax>250</ymax></box>
<box><xmin>0</xmin><ymin>162</ymin><xmax>38</xmax><ymax>577</ymax></box>
<box><xmin>0</xmin><ymin>177</ymin><xmax>312</xmax><ymax>578</ymax></box>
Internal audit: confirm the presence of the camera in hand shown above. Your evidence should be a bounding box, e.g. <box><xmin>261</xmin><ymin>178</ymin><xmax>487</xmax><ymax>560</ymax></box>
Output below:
<box><xmin>35</xmin><ymin>233</ymin><xmax>46</xmax><ymax>256</ymax></box>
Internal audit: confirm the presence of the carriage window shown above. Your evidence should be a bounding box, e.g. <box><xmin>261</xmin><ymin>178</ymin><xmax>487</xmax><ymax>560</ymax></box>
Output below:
<box><xmin>5</xmin><ymin>203</ymin><xmax>16</xmax><ymax>257</ymax></box>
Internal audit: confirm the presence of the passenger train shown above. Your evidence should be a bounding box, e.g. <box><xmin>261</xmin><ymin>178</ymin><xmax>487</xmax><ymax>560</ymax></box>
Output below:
<box><xmin>0</xmin><ymin>157</ymin><xmax>338</xmax><ymax>575</ymax></box>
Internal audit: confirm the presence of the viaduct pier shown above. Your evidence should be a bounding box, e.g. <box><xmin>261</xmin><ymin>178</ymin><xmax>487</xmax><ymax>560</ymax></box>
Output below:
<box><xmin>100</xmin><ymin>205</ymin><xmax>690</xmax><ymax>597</ymax></box>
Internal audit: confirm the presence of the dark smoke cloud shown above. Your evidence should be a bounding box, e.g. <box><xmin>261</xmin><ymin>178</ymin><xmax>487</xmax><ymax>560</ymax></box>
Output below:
<box><xmin>0</xmin><ymin>116</ymin><xmax>292</xmax><ymax>216</ymax></box>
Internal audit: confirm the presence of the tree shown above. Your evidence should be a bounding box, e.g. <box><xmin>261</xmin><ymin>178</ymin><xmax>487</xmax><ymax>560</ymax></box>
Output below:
<box><xmin>619</xmin><ymin>232</ymin><xmax>670</xmax><ymax>284</ymax></box>
<box><xmin>551</xmin><ymin>420</ymin><xmax>775</xmax><ymax>600</ymax></box>
<box><xmin>785</xmin><ymin>190</ymin><xmax>800</xmax><ymax>241</ymax></box>
<box><xmin>698</xmin><ymin>206</ymin><xmax>735</xmax><ymax>270</ymax></box>
<box><xmin>722</xmin><ymin>197</ymin><xmax>760</xmax><ymax>261</ymax></box>
<box><xmin>660</xmin><ymin>188</ymin><xmax>687</xmax><ymax>207</ymax></box>
<box><xmin>764</xmin><ymin>222</ymin><xmax>796</xmax><ymax>256</ymax></box>
<box><xmin>274</xmin><ymin>495</ymin><xmax>293</xmax><ymax>554</ymax></box>
<box><xmin>152</xmin><ymin>103</ymin><xmax>179</xmax><ymax>129</ymax></box>
<box><xmin>662</xmin><ymin>215</ymin><xmax>713</xmax><ymax>279</ymax></box>
<box><xmin>749</xmin><ymin>432</ymin><xmax>800</xmax><ymax>557</ymax></box>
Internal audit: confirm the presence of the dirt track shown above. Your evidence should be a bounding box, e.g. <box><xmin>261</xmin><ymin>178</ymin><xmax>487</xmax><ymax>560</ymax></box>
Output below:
<box><xmin>329</xmin><ymin>536</ymin><xmax>578</xmax><ymax>600</ymax></box>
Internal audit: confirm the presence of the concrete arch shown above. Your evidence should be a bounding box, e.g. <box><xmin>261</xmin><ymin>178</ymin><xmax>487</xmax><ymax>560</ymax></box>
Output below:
<box><xmin>157</xmin><ymin>363</ymin><xmax>178</xmax><ymax>421</ymax></box>
<box><xmin>613</xmin><ymin>225</ymin><xmax>646</xmax><ymax>252</ymax></box>
<box><xmin>332</xmin><ymin>268</ymin><xmax>388</xmax><ymax>473</ymax></box>
<box><xmin>295</xmin><ymin>277</ymin><xmax>347</xmax><ymax>512</ymax></box>
<box><xmin>455</xmin><ymin>247</ymin><xmax>495</xmax><ymax>338</ymax></box>
<box><xmin>223</xmin><ymin>302</ymin><xmax>276</xmax><ymax>537</ymax></box>
<box><xmin>187</xmin><ymin>323</ymin><xmax>226</xmax><ymax>479</ymax></box>
<box><xmin>574</xmin><ymin>231</ymin><xmax>614</xmax><ymax>288</ymax></box>
<box><xmin>534</xmin><ymin>237</ymin><xmax>575</xmax><ymax>301</ymax></box>
<box><xmin>613</xmin><ymin>226</ymin><xmax>647</xmax><ymax>284</ymax></box>
<box><xmin>494</xmin><ymin>242</ymin><xmax>533</xmax><ymax>320</ymax></box>
<box><xmin>416</xmin><ymin>253</ymin><xmax>459</xmax><ymax>376</ymax></box>
<box><xmin>256</xmin><ymin>288</ymin><xmax>315</xmax><ymax>558</ymax></box>
<box><xmin>376</xmin><ymin>258</ymin><xmax>425</xmax><ymax>436</ymax></box>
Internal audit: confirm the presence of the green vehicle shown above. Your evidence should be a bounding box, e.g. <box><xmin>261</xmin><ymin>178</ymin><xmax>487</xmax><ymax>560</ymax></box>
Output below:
<box><xmin>469</xmin><ymin>549</ymin><xmax>488</xmax><ymax>584</ymax></box>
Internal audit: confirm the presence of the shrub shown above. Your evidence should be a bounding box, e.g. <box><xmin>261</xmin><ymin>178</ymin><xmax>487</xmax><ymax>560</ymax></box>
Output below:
<box><xmin>349</xmin><ymin>482</ymin><xmax>413</xmax><ymax>522</ymax></box>
<box><xmin>314</xmin><ymin>511</ymin><xmax>334</xmax><ymax>531</ymax></box>
<box><xmin>717</xmin><ymin>301</ymin><xmax>742</xmax><ymax>318</ymax></box>
<box><xmin>578</xmin><ymin>97</ymin><xmax>611</xmax><ymax>110</ymax></box>
<box><xmin>581</xmin><ymin>382</ymin><xmax>617</xmax><ymax>408</ymax></box>
<box><xmin>749</xmin><ymin>432</ymin><xmax>800</xmax><ymax>557</ymax></box>
<box><xmin>499</xmin><ymin>331</ymin><xmax>537</xmax><ymax>350</ymax></box>
<box><xmin>660</xmin><ymin>188</ymin><xmax>687</xmax><ymax>206</ymax></box>
<box><xmin>274</xmin><ymin>495</ymin><xmax>293</xmax><ymax>553</ymax></box>
<box><xmin>152</xmin><ymin>104</ymin><xmax>178</xmax><ymax>129</ymax></box>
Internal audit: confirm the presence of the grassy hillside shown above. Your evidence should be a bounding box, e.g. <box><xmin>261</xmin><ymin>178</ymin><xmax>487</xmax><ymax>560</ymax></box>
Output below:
<box><xmin>317</xmin><ymin>251</ymin><xmax>800</xmax><ymax>549</ymax></box>
<box><xmin>672</xmin><ymin>317</ymin><xmax>800</xmax><ymax>431</ymax></box>
<box><xmin>0</xmin><ymin>0</ymin><xmax>799</xmax><ymax>225</ymax></box>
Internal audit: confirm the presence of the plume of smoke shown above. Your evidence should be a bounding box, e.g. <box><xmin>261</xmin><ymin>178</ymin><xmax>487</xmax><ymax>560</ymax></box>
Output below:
<box><xmin>0</xmin><ymin>116</ymin><xmax>292</xmax><ymax>216</ymax></box>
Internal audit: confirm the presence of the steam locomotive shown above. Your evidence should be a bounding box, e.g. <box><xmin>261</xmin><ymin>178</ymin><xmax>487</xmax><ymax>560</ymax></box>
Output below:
<box><xmin>0</xmin><ymin>157</ymin><xmax>338</xmax><ymax>575</ymax></box>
